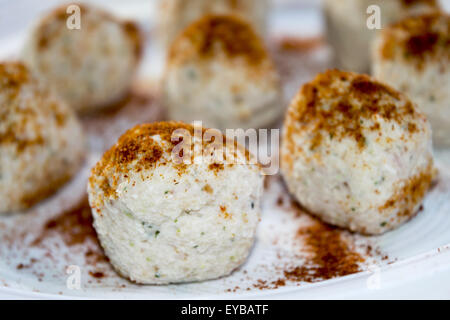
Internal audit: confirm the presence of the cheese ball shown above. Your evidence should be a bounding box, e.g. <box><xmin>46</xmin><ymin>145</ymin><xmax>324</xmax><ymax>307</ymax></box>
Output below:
<box><xmin>158</xmin><ymin>0</ymin><xmax>269</xmax><ymax>46</ymax></box>
<box><xmin>88</xmin><ymin>122</ymin><xmax>263</xmax><ymax>284</ymax></box>
<box><xmin>281</xmin><ymin>70</ymin><xmax>434</xmax><ymax>235</ymax></box>
<box><xmin>0</xmin><ymin>62</ymin><xmax>85</xmax><ymax>213</ymax></box>
<box><xmin>323</xmin><ymin>0</ymin><xmax>439</xmax><ymax>73</ymax></box>
<box><xmin>23</xmin><ymin>4</ymin><xmax>142</xmax><ymax>114</ymax></box>
<box><xmin>163</xmin><ymin>15</ymin><xmax>282</xmax><ymax>131</ymax></box>
<box><xmin>373</xmin><ymin>13</ymin><xmax>450</xmax><ymax>147</ymax></box>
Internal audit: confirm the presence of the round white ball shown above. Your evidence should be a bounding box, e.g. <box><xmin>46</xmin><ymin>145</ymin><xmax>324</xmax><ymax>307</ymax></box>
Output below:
<box><xmin>88</xmin><ymin>122</ymin><xmax>263</xmax><ymax>284</ymax></box>
<box><xmin>0</xmin><ymin>62</ymin><xmax>85</xmax><ymax>213</ymax></box>
<box><xmin>163</xmin><ymin>14</ymin><xmax>281</xmax><ymax>131</ymax></box>
<box><xmin>323</xmin><ymin>0</ymin><xmax>439</xmax><ymax>73</ymax></box>
<box><xmin>158</xmin><ymin>0</ymin><xmax>269</xmax><ymax>46</ymax></box>
<box><xmin>23</xmin><ymin>4</ymin><xmax>142</xmax><ymax>113</ymax></box>
<box><xmin>281</xmin><ymin>70</ymin><xmax>434</xmax><ymax>235</ymax></box>
<box><xmin>373</xmin><ymin>12</ymin><xmax>450</xmax><ymax>147</ymax></box>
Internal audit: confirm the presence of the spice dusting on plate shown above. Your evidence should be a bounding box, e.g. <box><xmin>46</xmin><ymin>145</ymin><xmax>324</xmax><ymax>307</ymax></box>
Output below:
<box><xmin>275</xmin><ymin>198</ymin><xmax>383</xmax><ymax>288</ymax></box>
<box><xmin>283</xmin><ymin>220</ymin><xmax>364</xmax><ymax>283</ymax></box>
<box><xmin>30</xmin><ymin>197</ymin><xmax>109</xmax><ymax>270</ymax></box>
<box><xmin>227</xmin><ymin>180</ymin><xmax>388</xmax><ymax>292</ymax></box>
<box><xmin>32</xmin><ymin>198</ymin><xmax>98</xmax><ymax>247</ymax></box>
<box><xmin>89</xmin><ymin>271</ymin><xmax>106</xmax><ymax>279</ymax></box>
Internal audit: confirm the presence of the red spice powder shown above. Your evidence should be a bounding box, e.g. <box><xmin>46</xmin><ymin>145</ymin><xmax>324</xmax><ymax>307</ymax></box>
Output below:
<box><xmin>89</xmin><ymin>271</ymin><xmax>106</xmax><ymax>279</ymax></box>
<box><xmin>283</xmin><ymin>222</ymin><xmax>364</xmax><ymax>283</ymax></box>
<box><xmin>32</xmin><ymin>198</ymin><xmax>108</xmax><ymax>265</ymax></box>
<box><xmin>278</xmin><ymin>36</ymin><xmax>324</xmax><ymax>52</ymax></box>
<box><xmin>33</xmin><ymin>198</ymin><xmax>98</xmax><ymax>247</ymax></box>
<box><xmin>281</xmin><ymin>199</ymin><xmax>366</xmax><ymax>284</ymax></box>
<box><xmin>244</xmin><ymin>192</ymin><xmax>381</xmax><ymax>292</ymax></box>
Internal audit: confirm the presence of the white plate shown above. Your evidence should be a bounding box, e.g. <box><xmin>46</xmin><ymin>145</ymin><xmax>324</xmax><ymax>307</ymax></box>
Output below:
<box><xmin>1</xmin><ymin>0</ymin><xmax>450</xmax><ymax>300</ymax></box>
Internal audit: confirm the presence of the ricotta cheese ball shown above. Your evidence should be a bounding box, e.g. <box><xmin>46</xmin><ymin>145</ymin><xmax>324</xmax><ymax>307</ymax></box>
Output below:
<box><xmin>163</xmin><ymin>15</ymin><xmax>282</xmax><ymax>131</ymax></box>
<box><xmin>373</xmin><ymin>13</ymin><xmax>450</xmax><ymax>147</ymax></box>
<box><xmin>0</xmin><ymin>62</ymin><xmax>85</xmax><ymax>213</ymax></box>
<box><xmin>158</xmin><ymin>0</ymin><xmax>269</xmax><ymax>46</ymax></box>
<box><xmin>88</xmin><ymin>122</ymin><xmax>263</xmax><ymax>284</ymax></box>
<box><xmin>323</xmin><ymin>0</ymin><xmax>439</xmax><ymax>73</ymax></box>
<box><xmin>23</xmin><ymin>4</ymin><xmax>142</xmax><ymax>113</ymax></box>
<box><xmin>281</xmin><ymin>70</ymin><xmax>434</xmax><ymax>235</ymax></box>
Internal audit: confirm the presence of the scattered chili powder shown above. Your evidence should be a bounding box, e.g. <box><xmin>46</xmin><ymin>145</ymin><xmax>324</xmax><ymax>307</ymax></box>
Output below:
<box><xmin>209</xmin><ymin>162</ymin><xmax>225</xmax><ymax>174</ymax></box>
<box><xmin>0</xmin><ymin>62</ymin><xmax>69</xmax><ymax>156</ymax></box>
<box><xmin>278</xmin><ymin>36</ymin><xmax>324</xmax><ymax>52</ymax></box>
<box><xmin>89</xmin><ymin>271</ymin><xmax>105</xmax><ymax>279</ymax></box>
<box><xmin>400</xmin><ymin>0</ymin><xmax>438</xmax><ymax>8</ymax></box>
<box><xmin>283</xmin><ymin>69</ymin><xmax>421</xmax><ymax>166</ymax></box>
<box><xmin>89</xmin><ymin>122</ymin><xmax>251</xmax><ymax>206</ymax></box>
<box><xmin>283</xmin><ymin>222</ymin><xmax>364</xmax><ymax>283</ymax></box>
<box><xmin>219</xmin><ymin>205</ymin><xmax>232</xmax><ymax>219</ymax></box>
<box><xmin>235</xmin><ymin>188</ymin><xmax>387</xmax><ymax>292</ymax></box>
<box><xmin>280</xmin><ymin>199</ymin><xmax>365</xmax><ymax>283</ymax></box>
<box><xmin>379</xmin><ymin>13</ymin><xmax>449</xmax><ymax>70</ymax></box>
<box><xmin>406</xmin><ymin>33</ymin><xmax>440</xmax><ymax>57</ymax></box>
<box><xmin>31</xmin><ymin>197</ymin><xmax>108</xmax><ymax>266</ymax></box>
<box><xmin>276</xmin><ymin>196</ymin><xmax>284</xmax><ymax>206</ymax></box>
<box><xmin>379</xmin><ymin>162</ymin><xmax>434</xmax><ymax>218</ymax></box>
<box><xmin>16</xmin><ymin>258</ymin><xmax>38</xmax><ymax>270</ymax></box>
<box><xmin>32</xmin><ymin>198</ymin><xmax>98</xmax><ymax>247</ymax></box>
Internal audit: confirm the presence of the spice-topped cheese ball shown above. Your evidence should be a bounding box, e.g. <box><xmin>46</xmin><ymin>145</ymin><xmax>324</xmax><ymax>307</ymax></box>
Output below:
<box><xmin>373</xmin><ymin>13</ymin><xmax>450</xmax><ymax>147</ymax></box>
<box><xmin>323</xmin><ymin>0</ymin><xmax>440</xmax><ymax>73</ymax></box>
<box><xmin>163</xmin><ymin>15</ymin><xmax>282</xmax><ymax>131</ymax></box>
<box><xmin>281</xmin><ymin>70</ymin><xmax>434</xmax><ymax>235</ymax></box>
<box><xmin>23</xmin><ymin>4</ymin><xmax>142</xmax><ymax>113</ymax></box>
<box><xmin>158</xmin><ymin>0</ymin><xmax>269</xmax><ymax>46</ymax></box>
<box><xmin>88</xmin><ymin>122</ymin><xmax>263</xmax><ymax>284</ymax></box>
<box><xmin>0</xmin><ymin>62</ymin><xmax>85</xmax><ymax>213</ymax></box>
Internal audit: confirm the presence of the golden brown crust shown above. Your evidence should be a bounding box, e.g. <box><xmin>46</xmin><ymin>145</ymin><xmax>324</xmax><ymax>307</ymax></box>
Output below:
<box><xmin>168</xmin><ymin>14</ymin><xmax>268</xmax><ymax>67</ymax></box>
<box><xmin>284</xmin><ymin>70</ymin><xmax>420</xmax><ymax>152</ymax></box>
<box><xmin>379</xmin><ymin>13</ymin><xmax>449</xmax><ymax>69</ymax></box>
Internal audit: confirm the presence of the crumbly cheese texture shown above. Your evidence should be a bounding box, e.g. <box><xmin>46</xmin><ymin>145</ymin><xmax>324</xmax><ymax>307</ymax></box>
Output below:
<box><xmin>163</xmin><ymin>14</ymin><xmax>282</xmax><ymax>131</ymax></box>
<box><xmin>0</xmin><ymin>62</ymin><xmax>85</xmax><ymax>213</ymax></box>
<box><xmin>373</xmin><ymin>13</ymin><xmax>450</xmax><ymax>147</ymax></box>
<box><xmin>158</xmin><ymin>0</ymin><xmax>269</xmax><ymax>46</ymax></box>
<box><xmin>281</xmin><ymin>70</ymin><xmax>434</xmax><ymax>235</ymax></box>
<box><xmin>23</xmin><ymin>4</ymin><xmax>142</xmax><ymax>113</ymax></box>
<box><xmin>323</xmin><ymin>0</ymin><xmax>439</xmax><ymax>73</ymax></box>
<box><xmin>88</xmin><ymin>122</ymin><xmax>263</xmax><ymax>284</ymax></box>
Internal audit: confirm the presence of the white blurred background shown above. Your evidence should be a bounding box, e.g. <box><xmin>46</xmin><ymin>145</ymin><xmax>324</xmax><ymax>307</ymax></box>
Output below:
<box><xmin>0</xmin><ymin>0</ymin><xmax>448</xmax><ymax>40</ymax></box>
